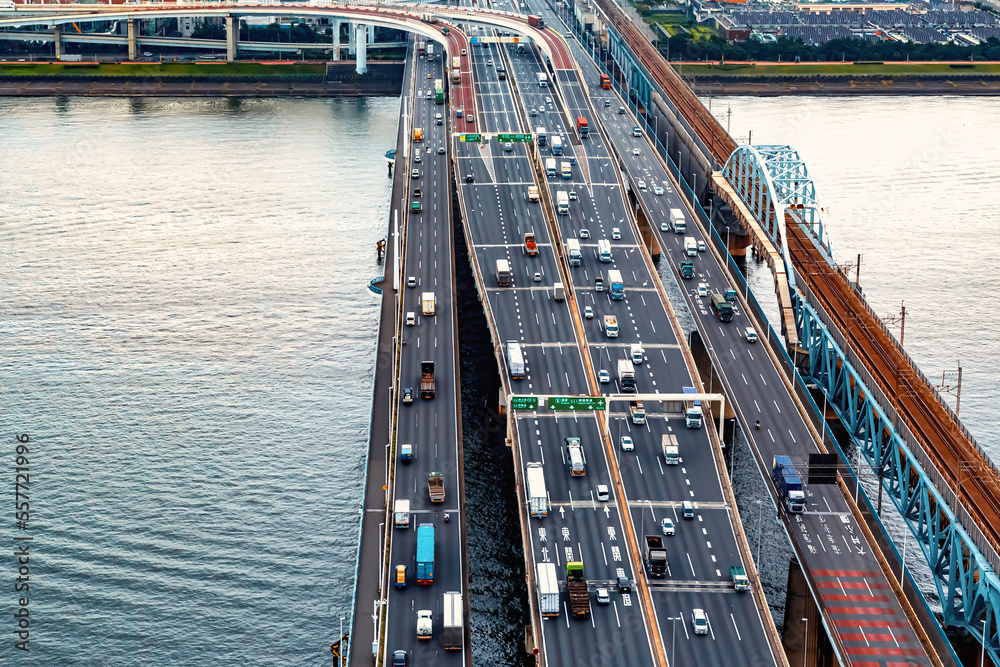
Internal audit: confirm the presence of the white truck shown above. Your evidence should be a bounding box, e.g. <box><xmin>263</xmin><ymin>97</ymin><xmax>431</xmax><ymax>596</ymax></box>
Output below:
<box><xmin>422</xmin><ymin>292</ymin><xmax>435</xmax><ymax>316</ymax></box>
<box><xmin>394</xmin><ymin>499</ymin><xmax>410</xmax><ymax>527</ymax></box>
<box><xmin>553</xmin><ymin>282</ymin><xmax>565</xmax><ymax>302</ymax></box>
<box><xmin>597</xmin><ymin>239</ymin><xmax>612</xmax><ymax>263</ymax></box>
<box><xmin>560</xmin><ymin>161</ymin><xmax>571</xmax><ymax>179</ymax></box>
<box><xmin>684</xmin><ymin>236</ymin><xmax>698</xmax><ymax>257</ymax></box>
<box><xmin>537</xmin><ymin>72</ymin><xmax>548</xmax><ymax>87</ymax></box>
<box><xmin>507</xmin><ymin>340</ymin><xmax>525</xmax><ymax>380</ymax></box>
<box><xmin>536</xmin><ymin>562</ymin><xmax>560</xmax><ymax>617</ymax></box>
<box><xmin>526</xmin><ymin>462</ymin><xmax>548</xmax><ymax>517</ymax></box>
<box><xmin>670</xmin><ymin>208</ymin><xmax>686</xmax><ymax>234</ymax></box>
<box><xmin>603</xmin><ymin>315</ymin><xmax>619</xmax><ymax>338</ymax></box>
<box><xmin>631</xmin><ymin>343</ymin><xmax>643</xmax><ymax>364</ymax></box>
<box><xmin>556</xmin><ymin>190</ymin><xmax>569</xmax><ymax>215</ymax></box>
<box><xmin>618</xmin><ymin>358</ymin><xmax>636</xmax><ymax>392</ymax></box>
<box><xmin>661</xmin><ymin>433</ymin><xmax>679</xmax><ymax>465</ymax></box>
<box><xmin>566</xmin><ymin>238</ymin><xmax>582</xmax><ymax>266</ymax></box>
<box><xmin>416</xmin><ymin>609</ymin><xmax>433</xmax><ymax>639</ymax></box>
<box><xmin>442</xmin><ymin>592</ymin><xmax>463</xmax><ymax>650</ymax></box>
<box><xmin>546</xmin><ymin>157</ymin><xmax>557</xmax><ymax>177</ymax></box>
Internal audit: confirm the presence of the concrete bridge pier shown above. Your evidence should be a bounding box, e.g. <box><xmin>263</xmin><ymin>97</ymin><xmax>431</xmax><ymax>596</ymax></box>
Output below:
<box><xmin>127</xmin><ymin>18</ymin><xmax>137</xmax><ymax>61</ymax></box>
<box><xmin>628</xmin><ymin>192</ymin><xmax>660</xmax><ymax>260</ymax></box>
<box><xmin>348</xmin><ymin>21</ymin><xmax>356</xmax><ymax>56</ymax></box>
<box><xmin>355</xmin><ymin>23</ymin><xmax>367</xmax><ymax>75</ymax></box>
<box><xmin>783</xmin><ymin>556</ymin><xmax>835</xmax><ymax>667</ymax></box>
<box><xmin>53</xmin><ymin>25</ymin><xmax>61</xmax><ymax>60</ymax></box>
<box><xmin>332</xmin><ymin>20</ymin><xmax>341</xmax><ymax>60</ymax></box>
<box><xmin>225</xmin><ymin>15</ymin><xmax>236</xmax><ymax>63</ymax></box>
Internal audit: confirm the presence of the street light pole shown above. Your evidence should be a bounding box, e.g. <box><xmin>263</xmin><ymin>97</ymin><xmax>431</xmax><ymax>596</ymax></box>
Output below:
<box><xmin>801</xmin><ymin>617</ymin><xmax>809</xmax><ymax>667</ymax></box>
<box><xmin>339</xmin><ymin>616</ymin><xmax>345</xmax><ymax>667</ymax></box>
<box><xmin>982</xmin><ymin>618</ymin><xmax>987</xmax><ymax>667</ymax></box>
<box><xmin>667</xmin><ymin>616</ymin><xmax>678</xmax><ymax>667</ymax></box>
<box><xmin>756</xmin><ymin>500</ymin><xmax>763</xmax><ymax>566</ymax></box>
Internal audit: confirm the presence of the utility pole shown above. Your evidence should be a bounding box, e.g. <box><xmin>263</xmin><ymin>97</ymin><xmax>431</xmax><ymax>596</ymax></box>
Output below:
<box><xmin>937</xmin><ymin>363</ymin><xmax>963</xmax><ymax>417</ymax></box>
<box><xmin>883</xmin><ymin>300</ymin><xmax>906</xmax><ymax>347</ymax></box>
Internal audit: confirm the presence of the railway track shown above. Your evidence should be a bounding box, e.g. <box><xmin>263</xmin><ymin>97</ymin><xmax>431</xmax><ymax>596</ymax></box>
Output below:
<box><xmin>592</xmin><ymin>0</ymin><xmax>1000</xmax><ymax>555</ymax></box>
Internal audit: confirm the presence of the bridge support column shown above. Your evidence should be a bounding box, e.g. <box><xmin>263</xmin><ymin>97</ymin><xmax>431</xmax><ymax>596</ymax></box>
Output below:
<box><xmin>127</xmin><ymin>18</ymin><xmax>137</xmax><ymax>61</ymax></box>
<box><xmin>355</xmin><ymin>23</ymin><xmax>367</xmax><ymax>75</ymax></box>
<box><xmin>225</xmin><ymin>15</ymin><xmax>237</xmax><ymax>63</ymax></box>
<box><xmin>332</xmin><ymin>20</ymin><xmax>341</xmax><ymax>61</ymax></box>
<box><xmin>782</xmin><ymin>557</ymin><xmax>834</xmax><ymax>667</ymax></box>
<box><xmin>53</xmin><ymin>26</ymin><xmax>62</xmax><ymax>61</ymax></box>
<box><xmin>348</xmin><ymin>22</ymin><xmax>356</xmax><ymax>56</ymax></box>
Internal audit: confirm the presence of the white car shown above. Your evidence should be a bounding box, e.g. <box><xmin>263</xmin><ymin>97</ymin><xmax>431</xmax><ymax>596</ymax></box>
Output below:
<box><xmin>698</xmin><ymin>240</ymin><xmax>707</xmax><ymax>252</ymax></box>
<box><xmin>599</xmin><ymin>369</ymin><xmax>611</xmax><ymax>384</ymax></box>
<box><xmin>595</xmin><ymin>588</ymin><xmax>611</xmax><ymax>605</ymax></box>
<box><xmin>698</xmin><ymin>283</ymin><xmax>708</xmax><ymax>298</ymax></box>
<box><xmin>620</xmin><ymin>436</ymin><xmax>634</xmax><ymax>452</ymax></box>
<box><xmin>637</xmin><ymin>180</ymin><xmax>646</xmax><ymax>191</ymax></box>
<box><xmin>660</xmin><ymin>221</ymin><xmax>670</xmax><ymax>232</ymax></box>
<box><xmin>632</xmin><ymin>147</ymin><xmax>640</xmax><ymax>155</ymax></box>
<box><xmin>612</xmin><ymin>227</ymin><xmax>621</xmax><ymax>240</ymax></box>
<box><xmin>530</xmin><ymin>108</ymin><xmax>537</xmax><ymax>116</ymax></box>
<box><xmin>568</xmin><ymin>191</ymin><xmax>578</xmax><ymax>201</ymax></box>
<box><xmin>579</xmin><ymin>229</ymin><xmax>590</xmax><ymax>239</ymax></box>
<box><xmin>407</xmin><ymin>276</ymin><xmax>417</xmax><ymax>288</ymax></box>
<box><xmin>414</xmin><ymin>153</ymin><xmax>422</xmax><ymax>163</ymax></box>
<box><xmin>533</xmin><ymin>272</ymin><xmax>541</xmax><ymax>282</ymax></box>
<box><xmin>411</xmin><ymin>169</ymin><xmax>420</xmax><ymax>179</ymax></box>
<box><xmin>406</xmin><ymin>311</ymin><xmax>416</xmax><ymax>326</ymax></box>
<box><xmin>584</xmin><ymin>306</ymin><xmax>594</xmax><ymax>319</ymax></box>
<box><xmin>745</xmin><ymin>327</ymin><xmax>758</xmax><ymax>343</ymax></box>
<box><xmin>661</xmin><ymin>517</ymin><xmax>675</xmax><ymax>535</ymax></box>
<box><xmin>487</xmin><ymin>59</ymin><xmax>494</xmax><ymax>66</ymax></box>
<box><xmin>691</xmin><ymin>609</ymin><xmax>709</xmax><ymax>635</ymax></box>
<box><xmin>596</xmin><ymin>485</ymin><xmax>610</xmax><ymax>502</ymax></box>
<box><xmin>654</xmin><ymin>186</ymin><xmax>664</xmax><ymax>196</ymax></box>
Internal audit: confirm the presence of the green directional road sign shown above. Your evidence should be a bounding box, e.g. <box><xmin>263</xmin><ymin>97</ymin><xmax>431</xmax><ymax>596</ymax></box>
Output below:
<box><xmin>548</xmin><ymin>396</ymin><xmax>606</xmax><ymax>411</ymax></box>
<box><xmin>460</xmin><ymin>134</ymin><xmax>482</xmax><ymax>143</ymax></box>
<box><xmin>511</xmin><ymin>396</ymin><xmax>539</xmax><ymax>410</ymax></box>
<box><xmin>498</xmin><ymin>133</ymin><xmax>533</xmax><ymax>143</ymax></box>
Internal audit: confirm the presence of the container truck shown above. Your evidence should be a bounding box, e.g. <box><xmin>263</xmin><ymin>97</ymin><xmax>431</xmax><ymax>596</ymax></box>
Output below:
<box><xmin>434</xmin><ymin>79</ymin><xmax>444</xmax><ymax>103</ymax></box>
<box><xmin>618</xmin><ymin>359</ymin><xmax>636</xmax><ymax>392</ymax></box>
<box><xmin>426</xmin><ymin>42</ymin><xmax>435</xmax><ymax>61</ymax></box>
<box><xmin>507</xmin><ymin>340</ymin><xmax>525</xmax><ymax>379</ymax></box>
<box><xmin>442</xmin><ymin>592</ymin><xmax>463</xmax><ymax>650</ymax></box>
<box><xmin>450</xmin><ymin>56</ymin><xmax>461</xmax><ymax>83</ymax></box>
<box><xmin>394</xmin><ymin>499</ymin><xmax>411</xmax><ymax>527</ymax></box>
<box><xmin>537</xmin><ymin>72</ymin><xmax>548</xmax><ymax>87</ymax></box>
<box><xmin>608</xmin><ymin>269</ymin><xmax>625</xmax><ymax>300</ymax></box>
<box><xmin>566</xmin><ymin>562</ymin><xmax>590</xmax><ymax>618</ymax></box>
<box><xmin>670</xmin><ymin>208</ymin><xmax>686</xmax><ymax>233</ymax></box>
<box><xmin>536</xmin><ymin>127</ymin><xmax>547</xmax><ymax>146</ymax></box>
<box><xmin>422</xmin><ymin>292</ymin><xmax>435</xmax><ymax>316</ymax></box>
<box><xmin>560</xmin><ymin>161</ymin><xmax>571</xmax><ymax>179</ymax></box>
<box><xmin>551</xmin><ymin>136</ymin><xmax>563</xmax><ymax>155</ymax></box>
<box><xmin>416</xmin><ymin>523</ymin><xmax>435</xmax><ymax>584</ymax></box>
<box><xmin>421</xmin><ymin>361</ymin><xmax>436</xmax><ymax>399</ymax></box>
<box><xmin>565</xmin><ymin>436</ymin><xmax>586</xmax><ymax>476</ymax></box>
<box><xmin>599</xmin><ymin>73</ymin><xmax>610</xmax><ymax>89</ymax></box>
<box><xmin>679</xmin><ymin>261</ymin><xmax>694</xmax><ymax>279</ymax></box>
<box><xmin>553</xmin><ymin>282</ymin><xmax>565</xmax><ymax>301</ymax></box>
<box><xmin>427</xmin><ymin>471</ymin><xmax>445</xmax><ymax>503</ymax></box>
<box><xmin>576</xmin><ymin>116</ymin><xmax>589</xmax><ymax>138</ymax></box>
<box><xmin>536</xmin><ymin>562</ymin><xmax>560</xmax><ymax>616</ymax></box>
<box><xmin>525</xmin><ymin>462</ymin><xmax>548</xmax><ymax>517</ymax></box>
<box><xmin>661</xmin><ymin>433</ymin><xmax>679</xmax><ymax>464</ymax></box>
<box><xmin>772</xmin><ymin>455</ymin><xmax>806</xmax><ymax>513</ymax></box>
<box><xmin>682</xmin><ymin>386</ymin><xmax>702</xmax><ymax>428</ymax></box>
<box><xmin>684</xmin><ymin>236</ymin><xmax>698</xmax><ymax>257</ymax></box>
<box><xmin>644</xmin><ymin>535</ymin><xmax>668</xmax><ymax>577</ymax></box>
<box><xmin>527</xmin><ymin>14</ymin><xmax>544</xmax><ymax>27</ymax></box>
<box><xmin>523</xmin><ymin>232</ymin><xmax>538</xmax><ymax>256</ymax></box>
<box><xmin>496</xmin><ymin>258</ymin><xmax>511</xmax><ymax>286</ymax></box>
<box><xmin>556</xmin><ymin>190</ymin><xmax>569</xmax><ymax>215</ymax></box>
<box><xmin>603</xmin><ymin>315</ymin><xmax>618</xmax><ymax>337</ymax></box>
<box><xmin>546</xmin><ymin>157</ymin><xmax>557</xmax><ymax>176</ymax></box>
<box><xmin>528</xmin><ymin>186</ymin><xmax>539</xmax><ymax>202</ymax></box>
<box><xmin>710</xmin><ymin>293</ymin><xmax>733</xmax><ymax>322</ymax></box>
<box><xmin>566</xmin><ymin>238</ymin><xmax>582</xmax><ymax>266</ymax></box>
<box><xmin>629</xmin><ymin>400</ymin><xmax>646</xmax><ymax>424</ymax></box>
<box><xmin>730</xmin><ymin>565</ymin><xmax>750</xmax><ymax>591</ymax></box>
<box><xmin>597</xmin><ymin>239</ymin><xmax>612</xmax><ymax>263</ymax></box>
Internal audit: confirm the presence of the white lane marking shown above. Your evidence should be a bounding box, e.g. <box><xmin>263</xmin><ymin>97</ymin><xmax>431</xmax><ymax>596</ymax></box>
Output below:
<box><xmin>730</xmin><ymin>613</ymin><xmax>742</xmax><ymax>641</ymax></box>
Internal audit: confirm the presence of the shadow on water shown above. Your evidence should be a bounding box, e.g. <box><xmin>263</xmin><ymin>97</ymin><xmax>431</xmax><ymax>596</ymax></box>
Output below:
<box><xmin>454</xmin><ymin>209</ymin><xmax>532</xmax><ymax>666</ymax></box>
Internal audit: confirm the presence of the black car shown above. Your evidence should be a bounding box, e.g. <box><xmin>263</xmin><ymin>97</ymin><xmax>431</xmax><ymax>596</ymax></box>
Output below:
<box><xmin>617</xmin><ymin>576</ymin><xmax>632</xmax><ymax>593</ymax></box>
<box><xmin>403</xmin><ymin>387</ymin><xmax>413</xmax><ymax>404</ymax></box>
<box><xmin>393</xmin><ymin>650</ymin><xmax>408</xmax><ymax>667</ymax></box>
<box><xmin>465</xmin><ymin>174</ymin><xmax>474</xmax><ymax>182</ymax></box>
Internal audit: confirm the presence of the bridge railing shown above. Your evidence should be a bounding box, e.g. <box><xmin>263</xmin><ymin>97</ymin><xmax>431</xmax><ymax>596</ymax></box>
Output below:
<box><xmin>793</xmin><ymin>265</ymin><xmax>1000</xmax><ymax>577</ymax></box>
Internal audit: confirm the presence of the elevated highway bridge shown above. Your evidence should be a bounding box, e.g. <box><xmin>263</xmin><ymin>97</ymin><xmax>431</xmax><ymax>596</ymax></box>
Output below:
<box><xmin>7</xmin><ymin>0</ymin><xmax>993</xmax><ymax>664</ymax></box>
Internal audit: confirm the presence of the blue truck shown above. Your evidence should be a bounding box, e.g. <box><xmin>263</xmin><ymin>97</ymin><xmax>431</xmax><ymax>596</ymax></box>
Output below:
<box><xmin>416</xmin><ymin>523</ymin><xmax>435</xmax><ymax>584</ymax></box>
<box><xmin>771</xmin><ymin>455</ymin><xmax>806</xmax><ymax>513</ymax></box>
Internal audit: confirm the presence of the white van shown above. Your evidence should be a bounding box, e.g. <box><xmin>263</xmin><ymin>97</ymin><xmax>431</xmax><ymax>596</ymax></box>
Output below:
<box><xmin>684</xmin><ymin>237</ymin><xmax>698</xmax><ymax>257</ymax></box>
<box><xmin>597</xmin><ymin>239</ymin><xmax>612</xmax><ymax>263</ymax></box>
<box><xmin>630</xmin><ymin>343</ymin><xmax>643</xmax><ymax>365</ymax></box>
<box><xmin>406</xmin><ymin>311</ymin><xmax>416</xmax><ymax>326</ymax></box>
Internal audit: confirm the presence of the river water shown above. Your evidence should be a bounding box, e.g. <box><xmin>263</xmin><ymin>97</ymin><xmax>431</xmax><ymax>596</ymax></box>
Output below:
<box><xmin>2</xmin><ymin>95</ymin><xmax>996</xmax><ymax>663</ymax></box>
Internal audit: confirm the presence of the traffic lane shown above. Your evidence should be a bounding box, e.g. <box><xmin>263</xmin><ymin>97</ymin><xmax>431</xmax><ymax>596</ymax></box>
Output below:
<box><xmin>476</xmin><ymin>243</ymin><xmax>560</xmax><ymax>288</ymax></box>
<box><xmin>487</xmin><ymin>288</ymin><xmax>576</xmax><ymax>348</ymax></box>
<box><xmin>631</xmin><ymin>506</ymin><xmax>740</xmax><ymax>585</ymax></box>
<box><xmin>579</xmin><ymin>289</ymin><xmax>672</xmax><ymax>345</ymax></box>
<box><xmin>653</xmin><ymin>588</ymin><xmax>774</xmax><ymax>666</ymax></box>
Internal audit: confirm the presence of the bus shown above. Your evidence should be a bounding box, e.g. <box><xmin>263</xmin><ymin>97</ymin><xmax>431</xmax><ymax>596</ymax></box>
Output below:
<box><xmin>434</xmin><ymin>79</ymin><xmax>444</xmax><ymax>104</ymax></box>
<box><xmin>451</xmin><ymin>56</ymin><xmax>461</xmax><ymax>83</ymax></box>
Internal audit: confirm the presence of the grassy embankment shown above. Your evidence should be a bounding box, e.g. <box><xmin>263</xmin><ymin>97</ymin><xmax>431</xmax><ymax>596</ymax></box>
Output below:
<box><xmin>670</xmin><ymin>61</ymin><xmax>1000</xmax><ymax>77</ymax></box>
<box><xmin>0</xmin><ymin>62</ymin><xmax>327</xmax><ymax>77</ymax></box>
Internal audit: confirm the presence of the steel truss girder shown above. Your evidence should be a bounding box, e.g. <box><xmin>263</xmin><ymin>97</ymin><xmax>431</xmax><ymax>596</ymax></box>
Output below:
<box><xmin>796</xmin><ymin>294</ymin><xmax>1000</xmax><ymax>662</ymax></box>
<box><xmin>604</xmin><ymin>25</ymin><xmax>651</xmax><ymax>111</ymax></box>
